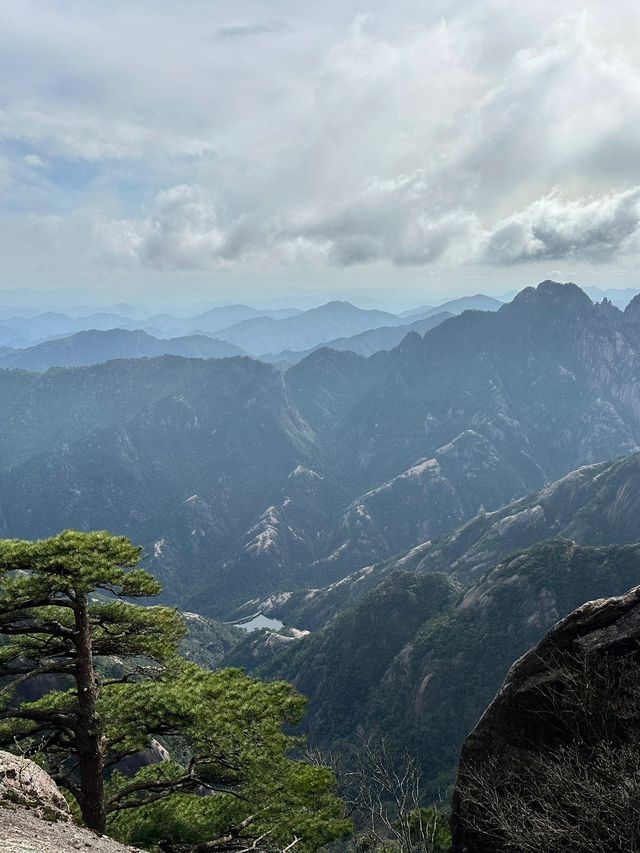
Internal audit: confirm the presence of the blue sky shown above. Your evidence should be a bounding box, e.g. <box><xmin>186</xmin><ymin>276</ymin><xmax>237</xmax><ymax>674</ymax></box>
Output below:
<box><xmin>1</xmin><ymin>0</ymin><xmax>640</xmax><ymax>307</ymax></box>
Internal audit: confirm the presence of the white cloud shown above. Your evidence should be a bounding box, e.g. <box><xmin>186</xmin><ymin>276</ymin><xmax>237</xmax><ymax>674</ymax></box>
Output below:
<box><xmin>1</xmin><ymin>0</ymin><xmax>640</xmax><ymax>291</ymax></box>
<box><xmin>217</xmin><ymin>20</ymin><xmax>290</xmax><ymax>38</ymax></box>
<box><xmin>92</xmin><ymin>185</ymin><xmax>228</xmax><ymax>270</ymax></box>
<box><xmin>23</xmin><ymin>154</ymin><xmax>46</xmax><ymax>169</ymax></box>
<box><xmin>288</xmin><ymin>171</ymin><xmax>481</xmax><ymax>266</ymax></box>
<box><xmin>483</xmin><ymin>188</ymin><xmax>640</xmax><ymax>264</ymax></box>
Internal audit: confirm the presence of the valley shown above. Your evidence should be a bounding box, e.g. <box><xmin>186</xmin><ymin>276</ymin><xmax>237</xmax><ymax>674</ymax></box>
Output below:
<box><xmin>2</xmin><ymin>280</ymin><xmax>640</xmax><ymax>846</ymax></box>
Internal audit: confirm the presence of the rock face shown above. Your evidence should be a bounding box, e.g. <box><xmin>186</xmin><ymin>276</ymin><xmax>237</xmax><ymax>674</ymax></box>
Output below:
<box><xmin>0</xmin><ymin>751</ymin><xmax>70</xmax><ymax>818</ymax></box>
<box><xmin>0</xmin><ymin>750</ymin><xmax>135</xmax><ymax>853</ymax></box>
<box><xmin>416</xmin><ymin>450</ymin><xmax>640</xmax><ymax>582</ymax></box>
<box><xmin>450</xmin><ymin>584</ymin><xmax>640</xmax><ymax>852</ymax></box>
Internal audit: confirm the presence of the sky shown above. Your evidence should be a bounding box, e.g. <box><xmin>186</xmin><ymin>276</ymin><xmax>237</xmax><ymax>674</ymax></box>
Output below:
<box><xmin>1</xmin><ymin>0</ymin><xmax>640</xmax><ymax>309</ymax></box>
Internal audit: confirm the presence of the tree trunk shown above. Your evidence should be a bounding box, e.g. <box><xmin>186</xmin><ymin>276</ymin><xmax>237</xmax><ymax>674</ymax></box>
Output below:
<box><xmin>73</xmin><ymin>590</ymin><xmax>106</xmax><ymax>833</ymax></box>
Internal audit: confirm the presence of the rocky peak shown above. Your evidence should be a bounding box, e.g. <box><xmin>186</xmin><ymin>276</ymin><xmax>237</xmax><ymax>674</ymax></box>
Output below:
<box><xmin>624</xmin><ymin>292</ymin><xmax>640</xmax><ymax>326</ymax></box>
<box><xmin>506</xmin><ymin>280</ymin><xmax>594</xmax><ymax>317</ymax></box>
<box><xmin>595</xmin><ymin>295</ymin><xmax>623</xmax><ymax>322</ymax></box>
<box><xmin>396</xmin><ymin>329</ymin><xmax>423</xmax><ymax>353</ymax></box>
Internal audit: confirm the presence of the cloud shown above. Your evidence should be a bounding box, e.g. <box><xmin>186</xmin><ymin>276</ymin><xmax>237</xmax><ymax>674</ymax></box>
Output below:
<box><xmin>0</xmin><ymin>107</ymin><xmax>214</xmax><ymax>162</ymax></box>
<box><xmin>2</xmin><ymin>1</ymin><xmax>640</xmax><ymax>289</ymax></box>
<box><xmin>217</xmin><ymin>20</ymin><xmax>290</xmax><ymax>38</ymax></box>
<box><xmin>483</xmin><ymin>188</ymin><xmax>640</xmax><ymax>264</ymax></box>
<box><xmin>289</xmin><ymin>171</ymin><xmax>480</xmax><ymax>266</ymax></box>
<box><xmin>23</xmin><ymin>154</ymin><xmax>47</xmax><ymax>169</ymax></box>
<box><xmin>92</xmin><ymin>185</ymin><xmax>228</xmax><ymax>270</ymax></box>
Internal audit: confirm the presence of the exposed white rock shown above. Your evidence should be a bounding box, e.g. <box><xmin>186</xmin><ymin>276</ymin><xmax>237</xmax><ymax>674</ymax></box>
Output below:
<box><xmin>0</xmin><ymin>750</ymin><xmax>138</xmax><ymax>852</ymax></box>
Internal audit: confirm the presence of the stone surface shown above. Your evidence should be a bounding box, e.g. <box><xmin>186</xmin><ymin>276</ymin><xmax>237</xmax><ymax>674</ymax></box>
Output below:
<box><xmin>450</xmin><ymin>584</ymin><xmax>640</xmax><ymax>852</ymax></box>
<box><xmin>0</xmin><ymin>751</ymin><xmax>70</xmax><ymax>819</ymax></box>
<box><xmin>0</xmin><ymin>751</ymin><xmax>137</xmax><ymax>853</ymax></box>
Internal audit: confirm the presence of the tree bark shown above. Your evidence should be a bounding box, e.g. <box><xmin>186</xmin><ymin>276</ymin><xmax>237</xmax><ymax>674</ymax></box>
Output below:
<box><xmin>73</xmin><ymin>590</ymin><xmax>106</xmax><ymax>833</ymax></box>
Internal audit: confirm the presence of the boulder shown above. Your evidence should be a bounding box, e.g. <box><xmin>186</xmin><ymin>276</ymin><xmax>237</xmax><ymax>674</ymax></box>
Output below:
<box><xmin>0</xmin><ymin>750</ymin><xmax>70</xmax><ymax>819</ymax></box>
<box><xmin>450</xmin><ymin>584</ymin><xmax>640</xmax><ymax>852</ymax></box>
<box><xmin>0</xmin><ymin>750</ymin><xmax>137</xmax><ymax>853</ymax></box>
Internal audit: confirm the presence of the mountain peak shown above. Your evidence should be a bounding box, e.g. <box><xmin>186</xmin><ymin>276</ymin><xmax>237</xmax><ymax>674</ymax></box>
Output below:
<box><xmin>507</xmin><ymin>281</ymin><xmax>593</xmax><ymax>315</ymax></box>
<box><xmin>624</xmin><ymin>293</ymin><xmax>640</xmax><ymax>324</ymax></box>
<box><xmin>309</xmin><ymin>300</ymin><xmax>365</xmax><ymax>315</ymax></box>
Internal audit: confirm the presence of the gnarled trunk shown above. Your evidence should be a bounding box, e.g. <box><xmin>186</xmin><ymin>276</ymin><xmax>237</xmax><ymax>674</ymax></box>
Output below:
<box><xmin>73</xmin><ymin>591</ymin><xmax>106</xmax><ymax>833</ymax></box>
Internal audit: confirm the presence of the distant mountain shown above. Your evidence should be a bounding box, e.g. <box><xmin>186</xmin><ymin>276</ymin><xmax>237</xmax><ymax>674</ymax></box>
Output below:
<box><xmin>0</xmin><ymin>328</ymin><xmax>245</xmax><ymax>371</ymax></box>
<box><xmin>215</xmin><ymin>301</ymin><xmax>405</xmax><ymax>356</ymax></box>
<box><xmin>0</xmin><ymin>311</ymin><xmax>140</xmax><ymax>345</ymax></box>
<box><xmin>398</xmin><ymin>303</ymin><xmax>433</xmax><ymax>318</ymax></box>
<box><xmin>186</xmin><ymin>304</ymin><xmax>301</xmax><ymax>334</ymax></box>
<box><xmin>0</xmin><ymin>282</ymin><xmax>639</xmax><ymax>617</ymax></box>
<box><xmin>263</xmin><ymin>311</ymin><xmax>453</xmax><ymax>364</ymax></box>
<box><xmin>400</xmin><ymin>293</ymin><xmax>503</xmax><ymax>320</ymax></box>
<box><xmin>0</xmin><ymin>305</ymin><xmax>303</xmax><ymax>346</ymax></box>
<box><xmin>142</xmin><ymin>305</ymin><xmax>302</xmax><ymax>338</ymax></box>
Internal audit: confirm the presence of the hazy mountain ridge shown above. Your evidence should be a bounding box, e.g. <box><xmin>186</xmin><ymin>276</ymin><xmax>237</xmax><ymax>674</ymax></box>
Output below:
<box><xmin>0</xmin><ymin>299</ymin><xmax>452</xmax><ymax>367</ymax></box>
<box><xmin>262</xmin><ymin>311</ymin><xmax>453</xmax><ymax>364</ymax></box>
<box><xmin>213</xmin><ymin>301</ymin><xmax>406</xmax><ymax>356</ymax></box>
<box><xmin>0</xmin><ymin>282</ymin><xmax>639</xmax><ymax>616</ymax></box>
<box><xmin>399</xmin><ymin>293</ymin><xmax>503</xmax><ymax>320</ymax></box>
<box><xmin>0</xmin><ymin>303</ymin><xmax>303</xmax><ymax>347</ymax></box>
<box><xmin>0</xmin><ymin>328</ymin><xmax>246</xmax><ymax>370</ymax></box>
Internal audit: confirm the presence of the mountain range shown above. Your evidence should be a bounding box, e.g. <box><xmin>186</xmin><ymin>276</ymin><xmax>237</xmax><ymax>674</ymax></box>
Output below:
<box><xmin>0</xmin><ymin>281</ymin><xmax>639</xmax><ymax>620</ymax></box>
<box><xmin>0</xmin><ymin>299</ymin><xmax>473</xmax><ymax>368</ymax></box>
<box><xmin>0</xmin><ymin>304</ymin><xmax>301</xmax><ymax>347</ymax></box>
<box><xmin>398</xmin><ymin>293</ymin><xmax>503</xmax><ymax>320</ymax></box>
<box><xmin>0</xmin><ymin>329</ymin><xmax>245</xmax><ymax>371</ymax></box>
<box><xmin>261</xmin><ymin>311</ymin><xmax>453</xmax><ymax>364</ymax></box>
<box><xmin>1</xmin><ymin>279</ymin><xmax>640</xmax><ymax>808</ymax></box>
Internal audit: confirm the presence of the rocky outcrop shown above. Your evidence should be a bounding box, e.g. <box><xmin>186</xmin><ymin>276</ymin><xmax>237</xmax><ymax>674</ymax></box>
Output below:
<box><xmin>0</xmin><ymin>751</ymin><xmax>70</xmax><ymax>819</ymax></box>
<box><xmin>450</xmin><ymin>584</ymin><xmax>640</xmax><ymax>852</ymax></box>
<box><xmin>416</xmin><ymin>450</ymin><xmax>640</xmax><ymax>581</ymax></box>
<box><xmin>0</xmin><ymin>750</ymin><xmax>136</xmax><ymax>853</ymax></box>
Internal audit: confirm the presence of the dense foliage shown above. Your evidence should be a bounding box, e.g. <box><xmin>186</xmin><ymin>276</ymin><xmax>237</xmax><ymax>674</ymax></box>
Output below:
<box><xmin>228</xmin><ymin>539</ymin><xmax>640</xmax><ymax>796</ymax></box>
<box><xmin>0</xmin><ymin>530</ymin><xmax>348</xmax><ymax>851</ymax></box>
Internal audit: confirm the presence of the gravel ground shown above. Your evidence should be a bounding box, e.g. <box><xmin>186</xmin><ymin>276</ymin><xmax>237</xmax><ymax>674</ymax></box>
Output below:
<box><xmin>0</xmin><ymin>805</ymin><xmax>141</xmax><ymax>853</ymax></box>
<box><xmin>0</xmin><ymin>751</ymin><xmax>140</xmax><ymax>853</ymax></box>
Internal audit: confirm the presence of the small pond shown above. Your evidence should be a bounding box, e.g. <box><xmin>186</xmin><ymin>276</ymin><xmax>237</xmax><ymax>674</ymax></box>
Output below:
<box><xmin>233</xmin><ymin>613</ymin><xmax>284</xmax><ymax>632</ymax></box>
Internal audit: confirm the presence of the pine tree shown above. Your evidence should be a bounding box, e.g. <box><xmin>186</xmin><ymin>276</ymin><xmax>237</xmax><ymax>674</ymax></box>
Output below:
<box><xmin>0</xmin><ymin>530</ymin><xmax>349</xmax><ymax>851</ymax></box>
<box><xmin>0</xmin><ymin>530</ymin><xmax>184</xmax><ymax>831</ymax></box>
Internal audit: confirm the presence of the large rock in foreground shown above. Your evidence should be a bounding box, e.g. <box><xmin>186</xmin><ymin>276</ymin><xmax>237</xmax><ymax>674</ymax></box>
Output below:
<box><xmin>450</xmin><ymin>584</ymin><xmax>640</xmax><ymax>852</ymax></box>
<box><xmin>0</xmin><ymin>750</ymin><xmax>136</xmax><ymax>853</ymax></box>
